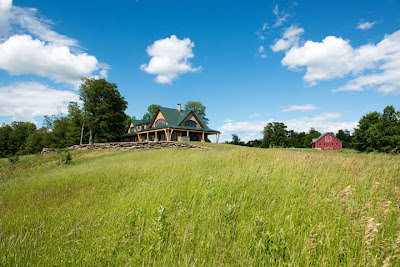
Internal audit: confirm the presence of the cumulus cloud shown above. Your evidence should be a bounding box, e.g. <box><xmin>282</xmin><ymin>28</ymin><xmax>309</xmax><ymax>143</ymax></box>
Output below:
<box><xmin>271</xmin><ymin>25</ymin><xmax>304</xmax><ymax>52</ymax></box>
<box><xmin>282</xmin><ymin>104</ymin><xmax>317</xmax><ymax>112</ymax></box>
<box><xmin>218</xmin><ymin>112</ymin><xmax>357</xmax><ymax>142</ymax></box>
<box><xmin>0</xmin><ymin>1</ymin><xmax>108</xmax><ymax>88</ymax></box>
<box><xmin>357</xmin><ymin>21</ymin><xmax>375</xmax><ymax>31</ymax></box>
<box><xmin>140</xmin><ymin>35</ymin><xmax>201</xmax><ymax>84</ymax></box>
<box><xmin>280</xmin><ymin>29</ymin><xmax>400</xmax><ymax>94</ymax></box>
<box><xmin>0</xmin><ymin>34</ymin><xmax>107</xmax><ymax>87</ymax></box>
<box><xmin>0</xmin><ymin>82</ymin><xmax>79</xmax><ymax>122</ymax></box>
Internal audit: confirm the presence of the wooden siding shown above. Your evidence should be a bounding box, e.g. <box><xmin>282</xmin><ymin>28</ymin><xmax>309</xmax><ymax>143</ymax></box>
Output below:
<box><xmin>180</xmin><ymin>113</ymin><xmax>201</xmax><ymax>128</ymax></box>
<box><xmin>151</xmin><ymin>111</ymin><xmax>168</xmax><ymax>128</ymax></box>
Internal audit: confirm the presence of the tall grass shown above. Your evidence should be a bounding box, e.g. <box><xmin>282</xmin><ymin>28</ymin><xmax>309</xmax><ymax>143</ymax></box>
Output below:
<box><xmin>0</xmin><ymin>144</ymin><xmax>399</xmax><ymax>265</ymax></box>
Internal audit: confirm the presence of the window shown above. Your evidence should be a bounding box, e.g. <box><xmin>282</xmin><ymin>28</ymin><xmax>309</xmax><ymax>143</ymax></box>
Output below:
<box><xmin>336</xmin><ymin>143</ymin><xmax>338</xmax><ymax>145</ymax></box>
<box><xmin>184</xmin><ymin>120</ymin><xmax>197</xmax><ymax>127</ymax></box>
<box><xmin>319</xmin><ymin>143</ymin><xmax>321</xmax><ymax>146</ymax></box>
<box><xmin>130</xmin><ymin>127</ymin><xmax>135</xmax><ymax>133</ymax></box>
<box><xmin>155</xmin><ymin>119</ymin><xmax>167</xmax><ymax>127</ymax></box>
<box><xmin>323</xmin><ymin>143</ymin><xmax>326</xmax><ymax>146</ymax></box>
<box><xmin>332</xmin><ymin>143</ymin><xmax>334</xmax><ymax>145</ymax></box>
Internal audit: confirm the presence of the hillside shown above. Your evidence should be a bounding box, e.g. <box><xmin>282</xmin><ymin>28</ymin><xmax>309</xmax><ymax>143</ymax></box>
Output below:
<box><xmin>1</xmin><ymin>144</ymin><xmax>399</xmax><ymax>265</ymax></box>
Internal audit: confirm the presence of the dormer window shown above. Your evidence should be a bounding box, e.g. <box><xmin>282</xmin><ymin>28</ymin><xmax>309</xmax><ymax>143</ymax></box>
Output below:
<box><xmin>184</xmin><ymin>120</ymin><xmax>197</xmax><ymax>127</ymax></box>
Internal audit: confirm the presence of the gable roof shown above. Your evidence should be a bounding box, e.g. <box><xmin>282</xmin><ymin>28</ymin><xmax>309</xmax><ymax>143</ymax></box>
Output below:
<box><xmin>312</xmin><ymin>133</ymin><xmax>342</xmax><ymax>143</ymax></box>
<box><xmin>152</xmin><ymin>107</ymin><xmax>210</xmax><ymax>129</ymax></box>
<box><xmin>130</xmin><ymin>118</ymin><xmax>153</xmax><ymax>126</ymax></box>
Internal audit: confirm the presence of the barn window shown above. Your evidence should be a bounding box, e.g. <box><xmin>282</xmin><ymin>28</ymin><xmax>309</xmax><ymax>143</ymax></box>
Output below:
<box><xmin>184</xmin><ymin>120</ymin><xmax>197</xmax><ymax>127</ymax></box>
<box><xmin>336</xmin><ymin>143</ymin><xmax>338</xmax><ymax>145</ymax></box>
<box><xmin>332</xmin><ymin>143</ymin><xmax>334</xmax><ymax>145</ymax></box>
<box><xmin>323</xmin><ymin>143</ymin><xmax>326</xmax><ymax>146</ymax></box>
<box><xmin>319</xmin><ymin>143</ymin><xmax>321</xmax><ymax>146</ymax></box>
<box><xmin>155</xmin><ymin>119</ymin><xmax>167</xmax><ymax>127</ymax></box>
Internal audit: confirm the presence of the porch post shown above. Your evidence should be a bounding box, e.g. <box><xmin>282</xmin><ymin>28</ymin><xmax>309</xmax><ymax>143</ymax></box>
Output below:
<box><xmin>165</xmin><ymin>129</ymin><xmax>169</xmax><ymax>141</ymax></box>
<box><xmin>146</xmin><ymin>132</ymin><xmax>149</xmax><ymax>142</ymax></box>
<box><xmin>201</xmin><ymin>132</ymin><xmax>205</xmax><ymax>142</ymax></box>
<box><xmin>216</xmin><ymin>133</ymin><xmax>220</xmax><ymax>144</ymax></box>
<box><xmin>155</xmin><ymin>131</ymin><xmax>158</xmax><ymax>141</ymax></box>
<box><xmin>138</xmin><ymin>134</ymin><xmax>142</xmax><ymax>142</ymax></box>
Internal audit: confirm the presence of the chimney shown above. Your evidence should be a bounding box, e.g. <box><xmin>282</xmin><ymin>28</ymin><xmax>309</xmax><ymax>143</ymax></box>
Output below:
<box><xmin>177</xmin><ymin>103</ymin><xmax>181</xmax><ymax>111</ymax></box>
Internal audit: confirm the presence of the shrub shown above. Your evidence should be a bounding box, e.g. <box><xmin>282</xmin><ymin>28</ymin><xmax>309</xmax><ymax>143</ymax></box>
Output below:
<box><xmin>58</xmin><ymin>148</ymin><xmax>72</xmax><ymax>164</ymax></box>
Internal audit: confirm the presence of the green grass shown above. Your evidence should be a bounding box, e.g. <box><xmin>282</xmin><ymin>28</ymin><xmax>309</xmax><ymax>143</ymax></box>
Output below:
<box><xmin>1</xmin><ymin>144</ymin><xmax>399</xmax><ymax>265</ymax></box>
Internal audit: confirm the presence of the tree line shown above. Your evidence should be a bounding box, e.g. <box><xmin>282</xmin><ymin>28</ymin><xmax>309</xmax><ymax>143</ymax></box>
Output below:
<box><xmin>0</xmin><ymin>77</ymin><xmax>209</xmax><ymax>158</ymax></box>
<box><xmin>227</xmin><ymin>105</ymin><xmax>400</xmax><ymax>153</ymax></box>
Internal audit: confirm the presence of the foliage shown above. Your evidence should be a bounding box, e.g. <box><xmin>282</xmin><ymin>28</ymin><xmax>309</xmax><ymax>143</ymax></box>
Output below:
<box><xmin>142</xmin><ymin>104</ymin><xmax>161</xmax><ymax>120</ymax></box>
<box><xmin>303</xmin><ymin>128</ymin><xmax>321</xmax><ymax>148</ymax></box>
<box><xmin>7</xmin><ymin>155</ymin><xmax>19</xmax><ymax>164</ymax></box>
<box><xmin>230</xmin><ymin>134</ymin><xmax>245</xmax><ymax>146</ymax></box>
<box><xmin>353</xmin><ymin>105</ymin><xmax>400</xmax><ymax>153</ymax></box>
<box><xmin>0</xmin><ymin>145</ymin><xmax>399</xmax><ymax>265</ymax></box>
<box><xmin>262</xmin><ymin>122</ymin><xmax>288</xmax><ymax>147</ymax></box>
<box><xmin>184</xmin><ymin>101</ymin><xmax>209</xmax><ymax>124</ymax></box>
<box><xmin>0</xmin><ymin>122</ymin><xmax>36</xmax><ymax>157</ymax></box>
<box><xmin>79</xmin><ymin>78</ymin><xmax>128</xmax><ymax>144</ymax></box>
<box><xmin>58</xmin><ymin>148</ymin><xmax>72</xmax><ymax>164</ymax></box>
<box><xmin>336</xmin><ymin>129</ymin><xmax>353</xmax><ymax>148</ymax></box>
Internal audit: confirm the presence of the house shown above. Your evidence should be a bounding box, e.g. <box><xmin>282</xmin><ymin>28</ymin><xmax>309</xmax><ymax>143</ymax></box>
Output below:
<box><xmin>311</xmin><ymin>133</ymin><xmax>342</xmax><ymax>151</ymax></box>
<box><xmin>121</xmin><ymin>104</ymin><xmax>221</xmax><ymax>143</ymax></box>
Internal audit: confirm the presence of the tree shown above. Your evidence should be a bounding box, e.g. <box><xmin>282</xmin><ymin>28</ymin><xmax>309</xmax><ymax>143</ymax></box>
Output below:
<box><xmin>262</xmin><ymin>122</ymin><xmax>288</xmax><ymax>148</ymax></box>
<box><xmin>79</xmin><ymin>78</ymin><xmax>128</xmax><ymax>144</ymax></box>
<box><xmin>142</xmin><ymin>104</ymin><xmax>160</xmax><ymax>120</ymax></box>
<box><xmin>230</xmin><ymin>134</ymin><xmax>244</xmax><ymax>146</ymax></box>
<box><xmin>303</xmin><ymin>128</ymin><xmax>321</xmax><ymax>148</ymax></box>
<box><xmin>353</xmin><ymin>106</ymin><xmax>400</xmax><ymax>153</ymax></box>
<box><xmin>336</xmin><ymin>129</ymin><xmax>353</xmax><ymax>148</ymax></box>
<box><xmin>0</xmin><ymin>124</ymin><xmax>14</xmax><ymax>158</ymax></box>
<box><xmin>66</xmin><ymin>102</ymin><xmax>85</xmax><ymax>145</ymax></box>
<box><xmin>184</xmin><ymin>101</ymin><xmax>208</xmax><ymax>124</ymax></box>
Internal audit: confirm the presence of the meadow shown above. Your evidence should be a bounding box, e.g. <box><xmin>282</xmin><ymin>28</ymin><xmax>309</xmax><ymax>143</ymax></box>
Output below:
<box><xmin>0</xmin><ymin>143</ymin><xmax>399</xmax><ymax>266</ymax></box>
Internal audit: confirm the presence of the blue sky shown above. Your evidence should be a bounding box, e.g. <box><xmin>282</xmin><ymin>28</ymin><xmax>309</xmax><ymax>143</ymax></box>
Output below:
<box><xmin>0</xmin><ymin>0</ymin><xmax>399</xmax><ymax>142</ymax></box>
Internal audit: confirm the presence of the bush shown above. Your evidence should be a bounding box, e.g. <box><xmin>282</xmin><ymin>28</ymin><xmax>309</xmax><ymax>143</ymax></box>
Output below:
<box><xmin>8</xmin><ymin>155</ymin><xmax>19</xmax><ymax>164</ymax></box>
<box><xmin>58</xmin><ymin>148</ymin><xmax>72</xmax><ymax>164</ymax></box>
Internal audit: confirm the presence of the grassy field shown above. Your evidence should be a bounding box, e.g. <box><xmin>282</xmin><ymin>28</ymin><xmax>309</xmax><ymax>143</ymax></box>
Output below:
<box><xmin>1</xmin><ymin>143</ymin><xmax>399</xmax><ymax>266</ymax></box>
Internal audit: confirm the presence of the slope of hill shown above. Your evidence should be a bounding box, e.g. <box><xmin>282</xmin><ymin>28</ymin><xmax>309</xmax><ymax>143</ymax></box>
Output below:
<box><xmin>1</xmin><ymin>144</ymin><xmax>399</xmax><ymax>265</ymax></box>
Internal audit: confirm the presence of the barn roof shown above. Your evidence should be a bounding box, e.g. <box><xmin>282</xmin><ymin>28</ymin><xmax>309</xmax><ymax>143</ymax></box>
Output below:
<box><xmin>312</xmin><ymin>133</ymin><xmax>342</xmax><ymax>143</ymax></box>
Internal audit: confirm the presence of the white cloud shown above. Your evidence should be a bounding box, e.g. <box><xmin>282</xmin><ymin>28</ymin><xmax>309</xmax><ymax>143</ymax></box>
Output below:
<box><xmin>11</xmin><ymin>6</ymin><xmax>79</xmax><ymax>47</ymax></box>
<box><xmin>249</xmin><ymin>113</ymin><xmax>261</xmax><ymax>119</ymax></box>
<box><xmin>140</xmin><ymin>35</ymin><xmax>201</xmax><ymax>84</ymax></box>
<box><xmin>0</xmin><ymin>0</ymin><xmax>12</xmax><ymax>36</ymax></box>
<box><xmin>280</xmin><ymin>29</ymin><xmax>400</xmax><ymax>94</ymax></box>
<box><xmin>282</xmin><ymin>104</ymin><xmax>317</xmax><ymax>112</ymax></box>
<box><xmin>257</xmin><ymin>45</ymin><xmax>267</xmax><ymax>59</ymax></box>
<box><xmin>218</xmin><ymin>112</ymin><xmax>357</xmax><ymax>142</ymax></box>
<box><xmin>272</xmin><ymin>4</ymin><xmax>289</xmax><ymax>27</ymax></box>
<box><xmin>0</xmin><ymin>1</ymin><xmax>108</xmax><ymax>88</ymax></box>
<box><xmin>0</xmin><ymin>82</ymin><xmax>79</xmax><ymax>122</ymax></box>
<box><xmin>0</xmin><ymin>34</ymin><xmax>107</xmax><ymax>87</ymax></box>
<box><xmin>271</xmin><ymin>25</ymin><xmax>304</xmax><ymax>52</ymax></box>
<box><xmin>357</xmin><ymin>21</ymin><xmax>375</xmax><ymax>31</ymax></box>
<box><xmin>224</xmin><ymin>119</ymin><xmax>234</xmax><ymax>123</ymax></box>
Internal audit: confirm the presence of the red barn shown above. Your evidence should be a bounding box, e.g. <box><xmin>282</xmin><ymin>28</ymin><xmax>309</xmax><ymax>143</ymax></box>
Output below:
<box><xmin>311</xmin><ymin>133</ymin><xmax>342</xmax><ymax>151</ymax></box>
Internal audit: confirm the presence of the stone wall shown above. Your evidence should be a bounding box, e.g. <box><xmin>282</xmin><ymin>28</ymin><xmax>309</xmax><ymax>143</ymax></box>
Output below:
<box><xmin>41</xmin><ymin>141</ymin><xmax>209</xmax><ymax>154</ymax></box>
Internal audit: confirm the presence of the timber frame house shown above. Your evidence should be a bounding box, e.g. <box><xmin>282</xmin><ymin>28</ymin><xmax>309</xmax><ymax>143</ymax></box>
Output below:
<box><xmin>121</xmin><ymin>104</ymin><xmax>221</xmax><ymax>143</ymax></box>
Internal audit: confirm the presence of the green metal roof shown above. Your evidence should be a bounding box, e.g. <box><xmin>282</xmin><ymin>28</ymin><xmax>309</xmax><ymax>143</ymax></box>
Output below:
<box><xmin>124</xmin><ymin>106</ymin><xmax>219</xmax><ymax>136</ymax></box>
